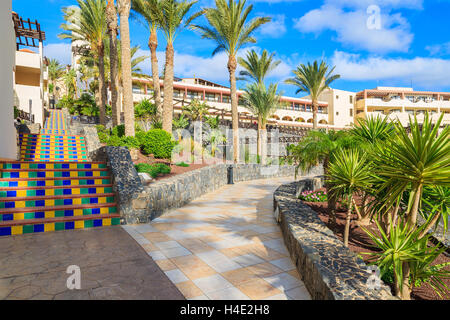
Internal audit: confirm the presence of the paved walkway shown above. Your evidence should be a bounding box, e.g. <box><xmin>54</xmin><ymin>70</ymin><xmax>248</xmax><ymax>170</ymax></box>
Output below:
<box><xmin>124</xmin><ymin>178</ymin><xmax>311</xmax><ymax>300</ymax></box>
<box><xmin>0</xmin><ymin>227</ymin><xmax>183</xmax><ymax>300</ymax></box>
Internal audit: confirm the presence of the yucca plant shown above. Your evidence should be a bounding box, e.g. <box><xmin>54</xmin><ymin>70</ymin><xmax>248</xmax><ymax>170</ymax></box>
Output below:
<box><xmin>419</xmin><ymin>186</ymin><xmax>449</xmax><ymax>237</ymax></box>
<box><xmin>362</xmin><ymin>217</ymin><xmax>450</xmax><ymax>299</ymax></box>
<box><xmin>328</xmin><ymin>148</ymin><xmax>373</xmax><ymax>246</ymax></box>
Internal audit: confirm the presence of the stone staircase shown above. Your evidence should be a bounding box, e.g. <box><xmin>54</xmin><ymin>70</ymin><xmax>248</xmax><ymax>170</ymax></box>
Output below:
<box><xmin>0</xmin><ymin>110</ymin><xmax>120</xmax><ymax>236</ymax></box>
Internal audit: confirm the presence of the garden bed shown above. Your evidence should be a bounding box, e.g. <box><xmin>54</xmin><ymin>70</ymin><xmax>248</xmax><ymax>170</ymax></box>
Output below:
<box><xmin>304</xmin><ymin>189</ymin><xmax>450</xmax><ymax>300</ymax></box>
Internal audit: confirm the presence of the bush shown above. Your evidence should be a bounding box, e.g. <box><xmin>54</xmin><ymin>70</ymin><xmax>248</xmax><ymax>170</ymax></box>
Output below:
<box><xmin>140</xmin><ymin>129</ymin><xmax>176</xmax><ymax>159</ymax></box>
<box><xmin>96</xmin><ymin>125</ymin><xmax>109</xmax><ymax>144</ymax></box>
<box><xmin>175</xmin><ymin>162</ymin><xmax>190</xmax><ymax>167</ymax></box>
<box><xmin>299</xmin><ymin>190</ymin><xmax>327</xmax><ymax>202</ymax></box>
<box><xmin>111</xmin><ymin>124</ymin><xmax>125</xmax><ymax>138</ymax></box>
<box><xmin>135</xmin><ymin>163</ymin><xmax>171</xmax><ymax>179</ymax></box>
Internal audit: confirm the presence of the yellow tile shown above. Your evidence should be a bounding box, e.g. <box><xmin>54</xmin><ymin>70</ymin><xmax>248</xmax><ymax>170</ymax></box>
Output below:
<box><xmin>70</xmin><ymin>164</ymin><xmax>76</xmax><ymax>169</ymax></box>
<box><xmin>18</xmin><ymin>181</ymin><xmax>27</xmax><ymax>187</ymax></box>
<box><xmin>70</xmin><ymin>171</ymin><xmax>77</xmax><ymax>177</ymax></box>
<box><xmin>47</xmin><ymin>180</ymin><xmax>55</xmax><ymax>186</ymax></box>
<box><xmin>74</xmin><ymin>209</ymin><xmax>83</xmax><ymax>216</ymax></box>
<box><xmin>100</xmin><ymin>207</ymin><xmax>109</xmax><ymax>214</ymax></box>
<box><xmin>73</xmin><ymin>198</ymin><xmax>81</xmax><ymax>205</ymax></box>
<box><xmin>72</xmin><ymin>180</ymin><xmax>79</xmax><ymax>186</ymax></box>
<box><xmin>47</xmin><ymin>171</ymin><xmax>54</xmax><ymax>178</ymax></box>
<box><xmin>47</xmin><ymin>189</ymin><xmax>54</xmax><ymax>196</ymax></box>
<box><xmin>44</xmin><ymin>223</ymin><xmax>55</xmax><ymax>232</ymax></box>
<box><xmin>93</xmin><ymin>171</ymin><xmax>100</xmax><ymax>177</ymax></box>
<box><xmin>11</xmin><ymin>226</ymin><xmax>23</xmax><ymax>235</ymax></box>
<box><xmin>97</xmin><ymin>187</ymin><xmax>104</xmax><ymax>194</ymax></box>
<box><xmin>15</xmin><ymin>201</ymin><xmax>26</xmax><ymax>208</ymax></box>
<box><xmin>45</xmin><ymin>211</ymin><xmax>55</xmax><ymax>218</ymax></box>
<box><xmin>17</xmin><ymin>190</ymin><xmax>27</xmax><ymax>197</ymax></box>
<box><xmin>14</xmin><ymin>213</ymin><xmax>24</xmax><ymax>220</ymax></box>
<box><xmin>103</xmin><ymin>218</ymin><xmax>111</xmax><ymax>226</ymax></box>
<box><xmin>95</xmin><ymin>179</ymin><xmax>102</xmax><ymax>185</ymax></box>
<box><xmin>45</xmin><ymin>200</ymin><xmax>55</xmax><ymax>207</ymax></box>
<box><xmin>22</xmin><ymin>164</ymin><xmax>29</xmax><ymax>169</ymax></box>
<box><xmin>19</xmin><ymin>172</ymin><xmax>28</xmax><ymax>178</ymax></box>
<box><xmin>75</xmin><ymin>220</ymin><xmax>84</xmax><ymax>229</ymax></box>
<box><xmin>92</xmin><ymin>164</ymin><xmax>99</xmax><ymax>169</ymax></box>
<box><xmin>72</xmin><ymin>188</ymin><xmax>80</xmax><ymax>195</ymax></box>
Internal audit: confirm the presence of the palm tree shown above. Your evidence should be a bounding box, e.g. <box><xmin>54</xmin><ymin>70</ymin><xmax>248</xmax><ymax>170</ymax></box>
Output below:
<box><xmin>60</xmin><ymin>0</ymin><xmax>108</xmax><ymax>125</ymax></box>
<box><xmin>132</xmin><ymin>0</ymin><xmax>163</xmax><ymax>116</ymax></box>
<box><xmin>192</xmin><ymin>0</ymin><xmax>270</xmax><ymax>163</ymax></box>
<box><xmin>182</xmin><ymin>99</ymin><xmax>209</xmax><ymax>122</ymax></box>
<box><xmin>285</xmin><ymin>60</ymin><xmax>340</xmax><ymax>130</ymax></box>
<box><xmin>328</xmin><ymin>148</ymin><xmax>372</xmax><ymax>247</ymax></box>
<box><xmin>47</xmin><ymin>59</ymin><xmax>65</xmax><ymax>107</ymax></box>
<box><xmin>241</xmin><ymin>82</ymin><xmax>280</xmax><ymax>164</ymax></box>
<box><xmin>156</xmin><ymin>0</ymin><xmax>201</xmax><ymax>133</ymax></box>
<box><xmin>106</xmin><ymin>0</ymin><xmax>120</xmax><ymax>126</ymax></box>
<box><xmin>63</xmin><ymin>67</ymin><xmax>78</xmax><ymax>99</ymax></box>
<box><xmin>237</xmin><ymin>49</ymin><xmax>280</xmax><ymax>84</ymax></box>
<box><xmin>117</xmin><ymin>0</ymin><xmax>135</xmax><ymax>136</ymax></box>
<box><xmin>372</xmin><ymin>113</ymin><xmax>449</xmax><ymax>299</ymax></box>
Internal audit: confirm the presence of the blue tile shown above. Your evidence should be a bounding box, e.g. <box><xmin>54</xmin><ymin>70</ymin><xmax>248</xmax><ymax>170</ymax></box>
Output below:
<box><xmin>93</xmin><ymin>219</ymin><xmax>102</xmax><ymax>227</ymax></box>
<box><xmin>37</xmin><ymin>172</ymin><xmax>46</xmax><ymax>178</ymax></box>
<box><xmin>3</xmin><ymin>214</ymin><xmax>13</xmax><ymax>221</ymax></box>
<box><xmin>6</xmin><ymin>191</ymin><xmax>16</xmax><ymax>197</ymax></box>
<box><xmin>63</xmin><ymin>189</ymin><xmax>72</xmax><ymax>195</ymax></box>
<box><xmin>34</xmin><ymin>224</ymin><xmax>44</xmax><ymax>233</ymax></box>
<box><xmin>5</xmin><ymin>202</ymin><xmax>15</xmax><ymax>209</ymax></box>
<box><xmin>0</xmin><ymin>227</ymin><xmax>11</xmax><ymax>236</ymax></box>
<box><xmin>37</xmin><ymin>181</ymin><xmax>45</xmax><ymax>187</ymax></box>
<box><xmin>9</xmin><ymin>182</ymin><xmax>18</xmax><ymax>187</ymax></box>
<box><xmin>90</xmin><ymin>198</ymin><xmax>98</xmax><ymax>204</ymax></box>
<box><xmin>35</xmin><ymin>212</ymin><xmax>45</xmax><ymax>219</ymax></box>
<box><xmin>35</xmin><ymin>200</ymin><xmax>45</xmax><ymax>207</ymax></box>
<box><xmin>65</xmin><ymin>221</ymin><xmax>75</xmax><ymax>230</ymax></box>
<box><xmin>88</xmin><ymin>188</ymin><xmax>96</xmax><ymax>194</ymax></box>
<box><xmin>92</xmin><ymin>208</ymin><xmax>100</xmax><ymax>215</ymax></box>
<box><xmin>64</xmin><ymin>199</ymin><xmax>73</xmax><ymax>206</ymax></box>
<box><xmin>36</xmin><ymin>190</ymin><xmax>45</xmax><ymax>196</ymax></box>
<box><xmin>64</xmin><ymin>210</ymin><xmax>74</xmax><ymax>217</ymax></box>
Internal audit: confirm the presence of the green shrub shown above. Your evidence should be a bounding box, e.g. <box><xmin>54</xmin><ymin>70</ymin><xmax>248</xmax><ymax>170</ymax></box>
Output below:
<box><xmin>96</xmin><ymin>125</ymin><xmax>110</xmax><ymax>144</ymax></box>
<box><xmin>140</xmin><ymin>129</ymin><xmax>176</xmax><ymax>159</ymax></box>
<box><xmin>111</xmin><ymin>124</ymin><xmax>125</xmax><ymax>138</ymax></box>
<box><xmin>175</xmin><ymin>162</ymin><xmax>190</xmax><ymax>167</ymax></box>
<box><xmin>135</xmin><ymin>163</ymin><xmax>171</xmax><ymax>179</ymax></box>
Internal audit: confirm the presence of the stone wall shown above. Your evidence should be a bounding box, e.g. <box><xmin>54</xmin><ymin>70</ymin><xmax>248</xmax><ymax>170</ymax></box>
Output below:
<box><xmin>274</xmin><ymin>179</ymin><xmax>395</xmax><ymax>300</ymax></box>
<box><xmin>101</xmin><ymin>145</ymin><xmax>322</xmax><ymax>224</ymax></box>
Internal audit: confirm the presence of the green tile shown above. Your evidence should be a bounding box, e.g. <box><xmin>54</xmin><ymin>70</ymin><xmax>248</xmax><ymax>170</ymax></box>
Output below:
<box><xmin>55</xmin><ymin>222</ymin><xmax>65</xmax><ymax>231</ymax></box>
<box><xmin>24</xmin><ymin>212</ymin><xmax>35</xmax><ymax>219</ymax></box>
<box><xmin>55</xmin><ymin>199</ymin><xmax>64</xmax><ymax>206</ymax></box>
<box><xmin>111</xmin><ymin>217</ymin><xmax>120</xmax><ymax>225</ymax></box>
<box><xmin>23</xmin><ymin>225</ymin><xmax>34</xmax><ymax>234</ymax></box>
<box><xmin>26</xmin><ymin>190</ymin><xmax>36</xmax><ymax>197</ymax></box>
<box><xmin>110</xmin><ymin>207</ymin><xmax>117</xmax><ymax>213</ymax></box>
<box><xmin>81</xmin><ymin>198</ymin><xmax>90</xmax><ymax>205</ymax></box>
<box><xmin>55</xmin><ymin>211</ymin><xmax>65</xmax><ymax>218</ymax></box>
<box><xmin>84</xmin><ymin>219</ymin><xmax>93</xmax><ymax>228</ymax></box>
<box><xmin>25</xmin><ymin>201</ymin><xmax>34</xmax><ymax>208</ymax></box>
<box><xmin>55</xmin><ymin>189</ymin><xmax>63</xmax><ymax>196</ymax></box>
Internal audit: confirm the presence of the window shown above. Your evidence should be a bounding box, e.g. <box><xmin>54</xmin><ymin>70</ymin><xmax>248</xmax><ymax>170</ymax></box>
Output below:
<box><xmin>350</xmin><ymin>109</ymin><xmax>353</xmax><ymax>117</ymax></box>
<box><xmin>132</xmin><ymin>85</ymin><xmax>142</xmax><ymax>94</ymax></box>
<box><xmin>336</xmin><ymin>95</ymin><xmax>339</xmax><ymax>100</ymax></box>
<box><xmin>336</xmin><ymin>112</ymin><xmax>339</xmax><ymax>116</ymax></box>
<box><xmin>349</xmin><ymin>96</ymin><xmax>353</xmax><ymax>104</ymax></box>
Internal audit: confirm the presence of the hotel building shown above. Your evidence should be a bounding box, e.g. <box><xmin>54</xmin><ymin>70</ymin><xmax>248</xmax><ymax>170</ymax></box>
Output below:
<box><xmin>355</xmin><ymin>87</ymin><xmax>450</xmax><ymax>126</ymax></box>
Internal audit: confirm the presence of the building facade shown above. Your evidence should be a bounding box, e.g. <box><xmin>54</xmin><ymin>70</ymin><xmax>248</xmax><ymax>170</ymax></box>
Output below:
<box><xmin>355</xmin><ymin>87</ymin><xmax>450</xmax><ymax>126</ymax></box>
<box><xmin>0</xmin><ymin>1</ymin><xmax>17</xmax><ymax>160</ymax></box>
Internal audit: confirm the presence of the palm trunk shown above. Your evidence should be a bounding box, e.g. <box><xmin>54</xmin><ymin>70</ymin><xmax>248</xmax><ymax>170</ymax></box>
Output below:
<box><xmin>312</xmin><ymin>100</ymin><xmax>318</xmax><ymax>130</ymax></box>
<box><xmin>162</xmin><ymin>42</ymin><xmax>174</xmax><ymax>133</ymax></box>
<box><xmin>407</xmin><ymin>184</ymin><xmax>423</xmax><ymax>230</ymax></box>
<box><xmin>257</xmin><ymin>116</ymin><xmax>261</xmax><ymax>163</ymax></box>
<box><xmin>228</xmin><ymin>55</ymin><xmax>239</xmax><ymax>163</ymax></box>
<box><xmin>97</xmin><ymin>48</ymin><xmax>107</xmax><ymax>126</ymax></box>
<box><xmin>107</xmin><ymin>0</ymin><xmax>120</xmax><ymax>127</ymax></box>
<box><xmin>343</xmin><ymin>196</ymin><xmax>353</xmax><ymax>247</ymax></box>
<box><xmin>260</xmin><ymin>123</ymin><xmax>267</xmax><ymax>166</ymax></box>
<box><xmin>149</xmin><ymin>29</ymin><xmax>161</xmax><ymax>116</ymax></box>
<box><xmin>119</xmin><ymin>0</ymin><xmax>135</xmax><ymax>137</ymax></box>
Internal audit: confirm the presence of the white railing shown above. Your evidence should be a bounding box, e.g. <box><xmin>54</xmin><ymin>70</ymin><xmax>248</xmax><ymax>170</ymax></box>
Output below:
<box><xmin>364</xmin><ymin>98</ymin><xmax>450</xmax><ymax>110</ymax></box>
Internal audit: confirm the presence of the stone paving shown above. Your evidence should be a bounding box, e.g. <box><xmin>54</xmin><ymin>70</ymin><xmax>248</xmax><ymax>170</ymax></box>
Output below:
<box><xmin>124</xmin><ymin>177</ymin><xmax>311</xmax><ymax>300</ymax></box>
<box><xmin>0</xmin><ymin>226</ymin><xmax>184</xmax><ymax>300</ymax></box>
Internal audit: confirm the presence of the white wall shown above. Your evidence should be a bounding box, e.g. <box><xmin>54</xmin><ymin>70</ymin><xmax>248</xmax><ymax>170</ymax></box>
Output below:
<box><xmin>0</xmin><ymin>1</ymin><xmax>18</xmax><ymax>160</ymax></box>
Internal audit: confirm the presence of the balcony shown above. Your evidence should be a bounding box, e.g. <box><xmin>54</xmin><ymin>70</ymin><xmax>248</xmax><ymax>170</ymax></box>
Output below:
<box><xmin>362</xmin><ymin>98</ymin><xmax>450</xmax><ymax>110</ymax></box>
<box><xmin>356</xmin><ymin>111</ymin><xmax>450</xmax><ymax>127</ymax></box>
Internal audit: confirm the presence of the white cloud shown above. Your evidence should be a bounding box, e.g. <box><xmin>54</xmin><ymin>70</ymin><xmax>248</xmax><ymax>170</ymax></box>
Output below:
<box><xmin>44</xmin><ymin>43</ymin><xmax>72</xmax><ymax>65</ymax></box>
<box><xmin>426</xmin><ymin>42</ymin><xmax>450</xmax><ymax>56</ymax></box>
<box><xmin>136</xmin><ymin>47</ymin><xmax>292</xmax><ymax>84</ymax></box>
<box><xmin>293</xmin><ymin>0</ymin><xmax>421</xmax><ymax>53</ymax></box>
<box><xmin>332</xmin><ymin>50</ymin><xmax>450</xmax><ymax>88</ymax></box>
<box><xmin>258</xmin><ymin>14</ymin><xmax>286</xmax><ymax>38</ymax></box>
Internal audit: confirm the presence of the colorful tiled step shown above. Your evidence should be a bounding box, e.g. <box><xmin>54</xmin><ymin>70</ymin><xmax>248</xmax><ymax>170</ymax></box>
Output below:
<box><xmin>0</xmin><ymin>204</ymin><xmax>117</xmax><ymax>222</ymax></box>
<box><xmin>0</xmin><ymin>178</ymin><xmax>112</xmax><ymax>188</ymax></box>
<box><xmin>1</xmin><ymin>162</ymin><xmax>106</xmax><ymax>169</ymax></box>
<box><xmin>20</xmin><ymin>155</ymin><xmax>89</xmax><ymax>162</ymax></box>
<box><xmin>1</xmin><ymin>169</ymin><xmax>108</xmax><ymax>179</ymax></box>
<box><xmin>0</xmin><ymin>193</ymin><xmax>116</xmax><ymax>210</ymax></box>
<box><xmin>0</xmin><ymin>215</ymin><xmax>120</xmax><ymax>236</ymax></box>
<box><xmin>0</xmin><ymin>185</ymin><xmax>114</xmax><ymax>198</ymax></box>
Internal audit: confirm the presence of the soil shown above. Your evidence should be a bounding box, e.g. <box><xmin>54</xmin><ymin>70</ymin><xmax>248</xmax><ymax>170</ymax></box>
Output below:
<box><xmin>133</xmin><ymin>151</ymin><xmax>211</xmax><ymax>182</ymax></box>
<box><xmin>304</xmin><ymin>189</ymin><xmax>450</xmax><ymax>300</ymax></box>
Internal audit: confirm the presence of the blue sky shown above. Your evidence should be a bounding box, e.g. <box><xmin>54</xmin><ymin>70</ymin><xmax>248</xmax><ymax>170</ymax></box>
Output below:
<box><xmin>12</xmin><ymin>0</ymin><xmax>450</xmax><ymax>97</ymax></box>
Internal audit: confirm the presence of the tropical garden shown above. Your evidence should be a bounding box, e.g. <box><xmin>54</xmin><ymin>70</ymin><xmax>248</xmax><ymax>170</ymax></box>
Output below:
<box><xmin>44</xmin><ymin>0</ymin><xmax>449</xmax><ymax>301</ymax></box>
<box><xmin>288</xmin><ymin>114</ymin><xmax>450</xmax><ymax>300</ymax></box>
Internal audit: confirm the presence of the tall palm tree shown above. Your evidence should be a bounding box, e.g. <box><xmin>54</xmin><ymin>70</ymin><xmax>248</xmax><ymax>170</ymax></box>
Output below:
<box><xmin>106</xmin><ymin>0</ymin><xmax>120</xmax><ymax>126</ymax></box>
<box><xmin>237</xmin><ymin>49</ymin><xmax>280</xmax><ymax>84</ymax></box>
<box><xmin>63</xmin><ymin>67</ymin><xmax>78</xmax><ymax>99</ymax></box>
<box><xmin>156</xmin><ymin>0</ymin><xmax>201</xmax><ymax>133</ymax></box>
<box><xmin>47</xmin><ymin>59</ymin><xmax>65</xmax><ymax>106</ymax></box>
<box><xmin>118</xmin><ymin>0</ymin><xmax>135</xmax><ymax>136</ymax></box>
<box><xmin>132</xmin><ymin>0</ymin><xmax>163</xmax><ymax>116</ymax></box>
<box><xmin>285</xmin><ymin>60</ymin><xmax>340</xmax><ymax>130</ymax></box>
<box><xmin>60</xmin><ymin>0</ymin><xmax>108</xmax><ymax>125</ymax></box>
<box><xmin>192</xmin><ymin>0</ymin><xmax>270</xmax><ymax>163</ymax></box>
<box><xmin>241</xmin><ymin>82</ymin><xmax>280</xmax><ymax>164</ymax></box>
